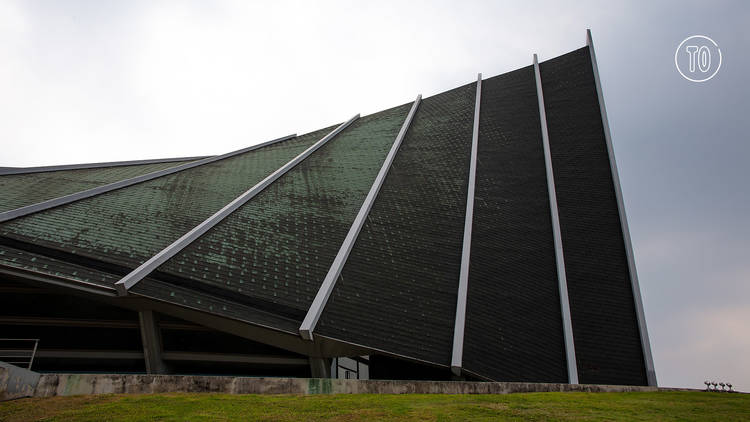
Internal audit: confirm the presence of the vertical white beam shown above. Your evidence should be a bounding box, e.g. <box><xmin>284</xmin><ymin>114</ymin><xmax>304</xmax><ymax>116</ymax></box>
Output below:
<box><xmin>450</xmin><ymin>73</ymin><xmax>482</xmax><ymax>376</ymax></box>
<box><xmin>533</xmin><ymin>54</ymin><xmax>579</xmax><ymax>384</ymax></box>
<box><xmin>299</xmin><ymin>97</ymin><xmax>421</xmax><ymax>340</ymax></box>
<box><xmin>586</xmin><ymin>29</ymin><xmax>657</xmax><ymax>386</ymax></box>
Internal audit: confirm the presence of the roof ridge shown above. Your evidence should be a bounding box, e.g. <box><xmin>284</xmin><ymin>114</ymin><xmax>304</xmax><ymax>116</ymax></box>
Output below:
<box><xmin>0</xmin><ymin>155</ymin><xmax>212</xmax><ymax>176</ymax></box>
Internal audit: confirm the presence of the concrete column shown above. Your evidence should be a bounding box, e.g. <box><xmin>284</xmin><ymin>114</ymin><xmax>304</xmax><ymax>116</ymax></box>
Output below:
<box><xmin>308</xmin><ymin>357</ymin><xmax>332</xmax><ymax>378</ymax></box>
<box><xmin>138</xmin><ymin>310</ymin><xmax>167</xmax><ymax>374</ymax></box>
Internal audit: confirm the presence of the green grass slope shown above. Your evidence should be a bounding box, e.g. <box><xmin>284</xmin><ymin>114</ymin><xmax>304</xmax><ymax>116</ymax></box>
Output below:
<box><xmin>1</xmin><ymin>391</ymin><xmax>748</xmax><ymax>421</ymax></box>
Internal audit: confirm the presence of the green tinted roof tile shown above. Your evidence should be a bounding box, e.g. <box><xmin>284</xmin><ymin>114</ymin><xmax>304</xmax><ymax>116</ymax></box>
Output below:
<box><xmin>317</xmin><ymin>83</ymin><xmax>476</xmax><ymax>365</ymax></box>
<box><xmin>0</xmin><ymin>244</ymin><xmax>118</xmax><ymax>289</ymax></box>
<box><xmin>0</xmin><ymin>129</ymin><xmax>334</xmax><ymax>270</ymax></box>
<box><xmin>132</xmin><ymin>278</ymin><xmax>300</xmax><ymax>333</ymax></box>
<box><xmin>0</xmin><ymin>160</ymin><xmax>197</xmax><ymax>213</ymax></box>
<box><xmin>150</xmin><ymin>103</ymin><xmax>413</xmax><ymax>320</ymax></box>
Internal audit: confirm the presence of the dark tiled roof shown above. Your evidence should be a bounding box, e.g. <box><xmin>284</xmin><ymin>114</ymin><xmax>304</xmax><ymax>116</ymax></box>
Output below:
<box><xmin>152</xmin><ymin>104</ymin><xmax>413</xmax><ymax>322</ymax></box>
<box><xmin>0</xmin><ymin>161</ymin><xmax>196</xmax><ymax>213</ymax></box>
<box><xmin>0</xmin><ymin>42</ymin><xmax>652</xmax><ymax>385</ymax></box>
<box><xmin>0</xmin><ymin>244</ymin><xmax>119</xmax><ymax>291</ymax></box>
<box><xmin>462</xmin><ymin>66</ymin><xmax>567</xmax><ymax>383</ymax></box>
<box><xmin>0</xmin><ymin>129</ymin><xmax>331</xmax><ymax>270</ymax></box>
<box><xmin>131</xmin><ymin>278</ymin><xmax>301</xmax><ymax>334</ymax></box>
<box><xmin>316</xmin><ymin>82</ymin><xmax>475</xmax><ymax>366</ymax></box>
<box><xmin>540</xmin><ymin>47</ymin><xmax>647</xmax><ymax>386</ymax></box>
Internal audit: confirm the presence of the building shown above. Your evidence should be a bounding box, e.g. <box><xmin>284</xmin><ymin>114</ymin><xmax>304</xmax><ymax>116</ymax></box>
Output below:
<box><xmin>0</xmin><ymin>31</ymin><xmax>655</xmax><ymax>386</ymax></box>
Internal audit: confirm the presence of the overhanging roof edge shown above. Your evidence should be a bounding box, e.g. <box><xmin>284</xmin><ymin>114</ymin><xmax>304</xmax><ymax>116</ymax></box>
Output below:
<box><xmin>124</xmin><ymin>290</ymin><xmax>372</xmax><ymax>357</ymax></box>
<box><xmin>0</xmin><ymin>264</ymin><xmax>117</xmax><ymax>297</ymax></box>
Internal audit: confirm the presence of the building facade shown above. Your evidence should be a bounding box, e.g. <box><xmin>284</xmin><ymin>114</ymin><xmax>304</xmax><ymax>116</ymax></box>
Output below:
<box><xmin>0</xmin><ymin>32</ymin><xmax>655</xmax><ymax>385</ymax></box>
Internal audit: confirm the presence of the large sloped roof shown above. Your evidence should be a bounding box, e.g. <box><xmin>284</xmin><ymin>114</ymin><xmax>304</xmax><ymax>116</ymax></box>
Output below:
<box><xmin>0</xmin><ymin>34</ymin><xmax>654</xmax><ymax>385</ymax></box>
<box><xmin>317</xmin><ymin>82</ymin><xmax>475</xmax><ymax>366</ymax></box>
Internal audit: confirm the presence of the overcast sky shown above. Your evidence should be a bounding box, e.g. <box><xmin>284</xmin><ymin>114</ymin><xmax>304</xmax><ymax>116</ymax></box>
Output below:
<box><xmin>1</xmin><ymin>0</ymin><xmax>748</xmax><ymax>390</ymax></box>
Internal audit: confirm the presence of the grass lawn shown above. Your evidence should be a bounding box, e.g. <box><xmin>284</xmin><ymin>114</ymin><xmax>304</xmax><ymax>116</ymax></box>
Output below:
<box><xmin>1</xmin><ymin>391</ymin><xmax>748</xmax><ymax>421</ymax></box>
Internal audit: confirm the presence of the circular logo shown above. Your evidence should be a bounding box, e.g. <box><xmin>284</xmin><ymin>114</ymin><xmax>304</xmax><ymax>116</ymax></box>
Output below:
<box><xmin>675</xmin><ymin>35</ymin><xmax>722</xmax><ymax>82</ymax></box>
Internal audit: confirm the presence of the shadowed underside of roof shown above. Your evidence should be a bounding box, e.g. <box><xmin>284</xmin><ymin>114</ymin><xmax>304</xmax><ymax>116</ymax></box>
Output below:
<box><xmin>0</xmin><ymin>39</ymin><xmax>653</xmax><ymax>385</ymax></box>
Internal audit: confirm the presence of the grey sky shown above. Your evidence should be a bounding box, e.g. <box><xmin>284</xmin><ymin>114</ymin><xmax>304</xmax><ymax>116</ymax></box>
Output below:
<box><xmin>1</xmin><ymin>0</ymin><xmax>748</xmax><ymax>390</ymax></box>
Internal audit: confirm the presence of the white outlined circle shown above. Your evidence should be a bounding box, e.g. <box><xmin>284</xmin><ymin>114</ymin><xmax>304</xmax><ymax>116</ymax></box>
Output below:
<box><xmin>675</xmin><ymin>35</ymin><xmax>722</xmax><ymax>82</ymax></box>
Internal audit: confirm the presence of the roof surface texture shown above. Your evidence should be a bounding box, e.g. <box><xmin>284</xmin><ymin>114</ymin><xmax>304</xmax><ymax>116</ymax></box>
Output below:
<box><xmin>0</xmin><ymin>43</ymin><xmax>651</xmax><ymax>385</ymax></box>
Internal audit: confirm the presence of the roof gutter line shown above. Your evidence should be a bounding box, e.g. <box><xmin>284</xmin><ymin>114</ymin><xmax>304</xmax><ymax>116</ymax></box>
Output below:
<box><xmin>450</xmin><ymin>73</ymin><xmax>482</xmax><ymax>376</ymax></box>
<box><xmin>114</xmin><ymin>115</ymin><xmax>359</xmax><ymax>296</ymax></box>
<box><xmin>298</xmin><ymin>96</ymin><xmax>422</xmax><ymax>341</ymax></box>
<box><xmin>0</xmin><ymin>265</ymin><xmax>117</xmax><ymax>297</ymax></box>
<box><xmin>0</xmin><ymin>134</ymin><xmax>297</xmax><ymax>223</ymax></box>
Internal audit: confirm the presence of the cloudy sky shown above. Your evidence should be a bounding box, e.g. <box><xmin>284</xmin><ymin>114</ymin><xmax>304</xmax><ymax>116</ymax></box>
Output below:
<box><xmin>1</xmin><ymin>0</ymin><xmax>748</xmax><ymax>390</ymax></box>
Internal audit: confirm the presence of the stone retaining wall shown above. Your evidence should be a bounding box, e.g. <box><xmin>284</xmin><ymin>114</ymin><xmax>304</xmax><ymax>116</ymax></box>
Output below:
<box><xmin>36</xmin><ymin>374</ymin><xmax>674</xmax><ymax>397</ymax></box>
<box><xmin>0</xmin><ymin>362</ymin><xmax>40</xmax><ymax>401</ymax></box>
<box><xmin>1</xmin><ymin>368</ymin><xmax>701</xmax><ymax>400</ymax></box>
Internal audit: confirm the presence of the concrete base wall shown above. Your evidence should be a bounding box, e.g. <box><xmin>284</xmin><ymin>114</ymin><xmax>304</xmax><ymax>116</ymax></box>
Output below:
<box><xmin>3</xmin><ymin>364</ymin><xmax>699</xmax><ymax>400</ymax></box>
<box><xmin>31</xmin><ymin>373</ymin><xmax>693</xmax><ymax>397</ymax></box>
<box><xmin>0</xmin><ymin>362</ymin><xmax>40</xmax><ymax>401</ymax></box>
